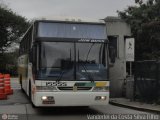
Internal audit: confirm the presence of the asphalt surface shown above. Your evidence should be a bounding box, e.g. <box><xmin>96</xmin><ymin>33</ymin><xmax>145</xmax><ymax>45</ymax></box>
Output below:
<box><xmin>0</xmin><ymin>78</ymin><xmax>159</xmax><ymax>120</ymax></box>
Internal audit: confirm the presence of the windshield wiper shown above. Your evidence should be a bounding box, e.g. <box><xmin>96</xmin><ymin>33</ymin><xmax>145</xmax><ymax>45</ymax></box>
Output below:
<box><xmin>86</xmin><ymin>43</ymin><xmax>95</xmax><ymax>61</ymax></box>
<box><xmin>56</xmin><ymin>71</ymin><xmax>65</xmax><ymax>82</ymax></box>
<box><xmin>78</xmin><ymin>49</ymin><xmax>94</xmax><ymax>82</ymax></box>
<box><xmin>80</xmin><ymin>62</ymin><xmax>94</xmax><ymax>82</ymax></box>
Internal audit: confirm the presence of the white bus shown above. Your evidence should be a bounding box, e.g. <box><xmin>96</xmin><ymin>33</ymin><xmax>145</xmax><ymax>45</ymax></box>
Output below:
<box><xmin>18</xmin><ymin>20</ymin><xmax>111</xmax><ymax>107</ymax></box>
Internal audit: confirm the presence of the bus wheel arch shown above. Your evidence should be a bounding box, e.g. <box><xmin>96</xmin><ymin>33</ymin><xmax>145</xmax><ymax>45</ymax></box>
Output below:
<box><xmin>28</xmin><ymin>80</ymin><xmax>36</xmax><ymax>107</ymax></box>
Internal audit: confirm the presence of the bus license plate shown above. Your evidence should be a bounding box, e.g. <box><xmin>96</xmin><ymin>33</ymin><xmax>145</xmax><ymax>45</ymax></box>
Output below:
<box><xmin>42</xmin><ymin>100</ymin><xmax>55</xmax><ymax>104</ymax></box>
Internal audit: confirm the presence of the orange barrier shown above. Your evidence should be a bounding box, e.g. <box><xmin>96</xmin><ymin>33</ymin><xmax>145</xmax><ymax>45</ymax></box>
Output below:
<box><xmin>0</xmin><ymin>74</ymin><xmax>7</xmax><ymax>100</ymax></box>
<box><xmin>4</xmin><ymin>74</ymin><xmax>13</xmax><ymax>95</ymax></box>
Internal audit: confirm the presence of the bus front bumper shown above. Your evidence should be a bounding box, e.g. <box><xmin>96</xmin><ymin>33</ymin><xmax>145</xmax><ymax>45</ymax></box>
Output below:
<box><xmin>32</xmin><ymin>92</ymin><xmax>109</xmax><ymax>107</ymax></box>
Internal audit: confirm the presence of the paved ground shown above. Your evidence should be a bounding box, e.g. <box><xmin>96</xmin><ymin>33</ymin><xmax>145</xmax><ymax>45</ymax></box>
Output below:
<box><xmin>0</xmin><ymin>78</ymin><xmax>159</xmax><ymax>120</ymax></box>
<box><xmin>110</xmin><ymin>98</ymin><xmax>160</xmax><ymax>113</ymax></box>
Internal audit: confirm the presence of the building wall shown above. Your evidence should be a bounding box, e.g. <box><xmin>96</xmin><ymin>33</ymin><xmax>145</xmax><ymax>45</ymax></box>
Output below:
<box><xmin>105</xmin><ymin>17</ymin><xmax>131</xmax><ymax>98</ymax></box>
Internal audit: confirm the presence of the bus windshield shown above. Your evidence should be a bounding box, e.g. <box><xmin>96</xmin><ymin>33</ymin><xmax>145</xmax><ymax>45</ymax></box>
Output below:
<box><xmin>37</xmin><ymin>42</ymin><xmax>108</xmax><ymax>81</ymax></box>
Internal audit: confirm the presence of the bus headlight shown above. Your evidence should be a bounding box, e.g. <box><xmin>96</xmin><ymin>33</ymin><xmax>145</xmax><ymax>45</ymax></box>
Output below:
<box><xmin>41</xmin><ymin>96</ymin><xmax>55</xmax><ymax>104</ymax></box>
<box><xmin>42</xmin><ymin>96</ymin><xmax>47</xmax><ymax>100</ymax></box>
<box><xmin>36</xmin><ymin>86</ymin><xmax>58</xmax><ymax>92</ymax></box>
<box><xmin>95</xmin><ymin>96</ymin><xmax>107</xmax><ymax>101</ymax></box>
<box><xmin>92</xmin><ymin>86</ymin><xmax>109</xmax><ymax>92</ymax></box>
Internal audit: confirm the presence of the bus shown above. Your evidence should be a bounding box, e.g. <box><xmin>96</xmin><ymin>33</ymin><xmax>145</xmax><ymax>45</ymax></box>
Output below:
<box><xmin>18</xmin><ymin>19</ymin><xmax>112</xmax><ymax>107</ymax></box>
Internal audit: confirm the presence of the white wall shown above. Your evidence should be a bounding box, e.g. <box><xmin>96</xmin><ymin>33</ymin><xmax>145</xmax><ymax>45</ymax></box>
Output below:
<box><xmin>105</xmin><ymin>17</ymin><xmax>131</xmax><ymax>98</ymax></box>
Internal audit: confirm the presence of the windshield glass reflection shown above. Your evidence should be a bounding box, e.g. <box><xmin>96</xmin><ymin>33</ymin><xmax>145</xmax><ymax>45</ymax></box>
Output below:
<box><xmin>37</xmin><ymin>42</ymin><xmax>108</xmax><ymax>81</ymax></box>
<box><xmin>76</xmin><ymin>43</ymin><xmax>107</xmax><ymax>81</ymax></box>
<box><xmin>38</xmin><ymin>42</ymin><xmax>74</xmax><ymax>80</ymax></box>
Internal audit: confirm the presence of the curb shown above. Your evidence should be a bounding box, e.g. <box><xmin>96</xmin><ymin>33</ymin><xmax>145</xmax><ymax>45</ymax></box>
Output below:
<box><xmin>109</xmin><ymin>100</ymin><xmax>160</xmax><ymax>114</ymax></box>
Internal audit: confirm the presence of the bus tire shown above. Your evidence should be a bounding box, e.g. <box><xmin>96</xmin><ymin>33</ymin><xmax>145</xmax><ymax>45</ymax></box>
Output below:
<box><xmin>29</xmin><ymin>82</ymin><xmax>31</xmax><ymax>100</ymax></box>
<box><xmin>19</xmin><ymin>75</ymin><xmax>22</xmax><ymax>87</ymax></box>
<box><xmin>19</xmin><ymin>75</ymin><xmax>24</xmax><ymax>92</ymax></box>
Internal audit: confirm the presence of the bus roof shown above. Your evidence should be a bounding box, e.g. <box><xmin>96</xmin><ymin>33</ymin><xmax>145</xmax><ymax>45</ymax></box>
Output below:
<box><xmin>34</xmin><ymin>19</ymin><xmax>106</xmax><ymax>25</ymax></box>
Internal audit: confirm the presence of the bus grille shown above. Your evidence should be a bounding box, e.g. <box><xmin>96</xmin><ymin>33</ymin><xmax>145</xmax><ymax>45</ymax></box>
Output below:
<box><xmin>57</xmin><ymin>87</ymin><xmax>92</xmax><ymax>91</ymax></box>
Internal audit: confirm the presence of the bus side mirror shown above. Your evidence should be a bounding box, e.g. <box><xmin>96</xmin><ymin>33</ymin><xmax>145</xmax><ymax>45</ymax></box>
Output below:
<box><xmin>109</xmin><ymin>46</ymin><xmax>116</xmax><ymax>64</ymax></box>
